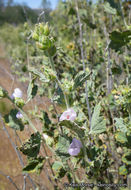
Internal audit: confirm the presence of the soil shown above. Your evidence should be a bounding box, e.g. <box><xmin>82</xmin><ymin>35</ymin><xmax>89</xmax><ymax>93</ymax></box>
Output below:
<box><xmin>0</xmin><ymin>44</ymin><xmax>61</xmax><ymax>190</ymax></box>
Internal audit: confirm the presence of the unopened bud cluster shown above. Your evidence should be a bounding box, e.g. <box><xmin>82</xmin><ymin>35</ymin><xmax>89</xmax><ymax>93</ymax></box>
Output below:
<box><xmin>32</xmin><ymin>23</ymin><xmax>56</xmax><ymax>55</ymax></box>
<box><xmin>0</xmin><ymin>86</ymin><xmax>8</xmax><ymax>98</ymax></box>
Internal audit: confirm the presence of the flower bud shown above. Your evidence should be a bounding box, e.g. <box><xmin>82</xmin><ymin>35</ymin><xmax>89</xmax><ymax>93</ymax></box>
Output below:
<box><xmin>14</xmin><ymin>98</ymin><xmax>25</xmax><ymax>108</ymax></box>
<box><xmin>36</xmin><ymin>42</ymin><xmax>44</xmax><ymax>50</ymax></box>
<box><xmin>44</xmin><ymin>23</ymin><xmax>50</xmax><ymax>36</ymax></box>
<box><xmin>39</xmin><ymin>23</ymin><xmax>45</xmax><ymax>34</ymax></box>
<box><xmin>41</xmin><ymin>36</ymin><xmax>52</xmax><ymax>50</ymax></box>
<box><xmin>32</xmin><ymin>32</ymin><xmax>39</xmax><ymax>41</ymax></box>
<box><xmin>0</xmin><ymin>86</ymin><xmax>7</xmax><ymax>98</ymax></box>
<box><xmin>48</xmin><ymin>45</ymin><xmax>56</xmax><ymax>56</ymax></box>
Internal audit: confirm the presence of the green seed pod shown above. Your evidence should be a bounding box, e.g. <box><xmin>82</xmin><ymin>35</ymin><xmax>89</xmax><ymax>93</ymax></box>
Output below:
<box><xmin>32</xmin><ymin>32</ymin><xmax>39</xmax><ymax>41</ymax></box>
<box><xmin>44</xmin><ymin>23</ymin><xmax>50</xmax><ymax>36</ymax></box>
<box><xmin>39</xmin><ymin>23</ymin><xmax>45</xmax><ymax>34</ymax></box>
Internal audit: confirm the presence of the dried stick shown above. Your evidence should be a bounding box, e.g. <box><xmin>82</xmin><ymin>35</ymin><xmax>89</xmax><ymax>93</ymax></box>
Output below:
<box><xmin>75</xmin><ymin>0</ymin><xmax>92</xmax><ymax>127</ymax></box>
<box><xmin>103</xmin><ymin>24</ymin><xmax>112</xmax><ymax>95</ymax></box>
<box><xmin>0</xmin><ymin>114</ymin><xmax>37</xmax><ymax>190</ymax></box>
<box><xmin>0</xmin><ymin>170</ymin><xmax>20</xmax><ymax>190</ymax></box>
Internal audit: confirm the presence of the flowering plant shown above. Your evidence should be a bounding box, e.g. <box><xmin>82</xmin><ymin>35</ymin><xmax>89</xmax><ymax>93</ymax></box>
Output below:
<box><xmin>0</xmin><ymin>1</ymin><xmax>131</xmax><ymax>189</ymax></box>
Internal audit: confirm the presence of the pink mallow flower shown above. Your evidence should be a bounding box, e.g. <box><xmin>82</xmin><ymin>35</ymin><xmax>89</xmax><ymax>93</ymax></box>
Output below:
<box><xmin>68</xmin><ymin>138</ymin><xmax>82</xmax><ymax>156</ymax></box>
<box><xmin>59</xmin><ymin>108</ymin><xmax>77</xmax><ymax>122</ymax></box>
<box><xmin>11</xmin><ymin>88</ymin><xmax>23</xmax><ymax>99</ymax></box>
<box><xmin>16</xmin><ymin>111</ymin><xmax>23</xmax><ymax>119</ymax></box>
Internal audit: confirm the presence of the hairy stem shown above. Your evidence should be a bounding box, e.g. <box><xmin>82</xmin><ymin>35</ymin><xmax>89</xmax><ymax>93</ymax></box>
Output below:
<box><xmin>75</xmin><ymin>0</ymin><xmax>92</xmax><ymax>127</ymax></box>
<box><xmin>49</xmin><ymin>55</ymin><xmax>69</xmax><ymax>109</ymax></box>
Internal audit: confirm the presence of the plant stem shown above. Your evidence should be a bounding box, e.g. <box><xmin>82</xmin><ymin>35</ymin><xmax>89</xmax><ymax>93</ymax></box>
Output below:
<box><xmin>119</xmin><ymin>0</ymin><xmax>128</xmax><ymax>28</ymax></box>
<box><xmin>48</xmin><ymin>55</ymin><xmax>69</xmax><ymax>109</ymax></box>
<box><xmin>75</xmin><ymin>0</ymin><xmax>92</xmax><ymax>127</ymax></box>
<box><xmin>103</xmin><ymin>24</ymin><xmax>112</xmax><ymax>95</ymax></box>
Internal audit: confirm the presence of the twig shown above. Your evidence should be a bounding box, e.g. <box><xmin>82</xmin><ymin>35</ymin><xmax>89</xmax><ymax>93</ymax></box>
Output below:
<box><xmin>0</xmin><ymin>170</ymin><xmax>20</xmax><ymax>190</ymax></box>
<box><xmin>0</xmin><ymin>114</ymin><xmax>37</xmax><ymax>190</ymax></box>
<box><xmin>103</xmin><ymin>24</ymin><xmax>112</xmax><ymax>95</ymax></box>
<box><xmin>41</xmin><ymin>142</ymin><xmax>61</xmax><ymax>189</ymax></box>
<box><xmin>75</xmin><ymin>0</ymin><xmax>92</xmax><ymax>127</ymax></box>
<box><xmin>23</xmin><ymin>175</ymin><xmax>27</xmax><ymax>190</ymax></box>
<box><xmin>119</xmin><ymin>0</ymin><xmax>128</xmax><ymax>28</ymax></box>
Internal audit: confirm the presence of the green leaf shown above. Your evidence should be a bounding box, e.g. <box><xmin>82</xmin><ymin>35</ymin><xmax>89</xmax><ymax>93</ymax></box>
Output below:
<box><xmin>89</xmin><ymin>103</ymin><xmax>106</xmax><ymax>134</ymax></box>
<box><xmin>68</xmin><ymin>7</ymin><xmax>76</xmax><ymax>15</ymax></box>
<box><xmin>115</xmin><ymin>132</ymin><xmax>128</xmax><ymax>144</ymax></box>
<box><xmin>52</xmin><ymin>161</ymin><xmax>63</xmax><ymax>171</ymax></box>
<box><xmin>19</xmin><ymin>132</ymin><xmax>41</xmax><ymax>157</ymax></box>
<box><xmin>42</xmin><ymin>111</ymin><xmax>51</xmax><ymax>129</ymax></box>
<box><xmin>119</xmin><ymin>165</ymin><xmax>128</xmax><ymax>175</ymax></box>
<box><xmin>122</xmin><ymin>152</ymin><xmax>131</xmax><ymax>165</ymax></box>
<box><xmin>56</xmin><ymin>135</ymin><xmax>70</xmax><ymax>161</ymax></box>
<box><xmin>73</xmin><ymin>71</ymin><xmax>91</xmax><ymax>89</ymax></box>
<box><xmin>59</xmin><ymin>120</ymin><xmax>85</xmax><ymax>138</ymax></box>
<box><xmin>111</xmin><ymin>65</ymin><xmax>122</xmax><ymax>75</ymax></box>
<box><xmin>114</xmin><ymin>118</ymin><xmax>127</xmax><ymax>133</ymax></box>
<box><xmin>27</xmin><ymin>78</ymin><xmax>38</xmax><ymax>103</ymax></box>
<box><xmin>52</xmin><ymin>161</ymin><xmax>66</xmax><ymax>178</ymax></box>
<box><xmin>29</xmin><ymin>67</ymin><xmax>49</xmax><ymax>83</ymax></box>
<box><xmin>82</xmin><ymin>18</ymin><xmax>97</xmax><ymax>29</ymax></box>
<box><xmin>109</xmin><ymin>30</ymin><xmax>131</xmax><ymax>51</ymax></box>
<box><xmin>103</xmin><ymin>2</ymin><xmax>117</xmax><ymax>15</ymax></box>
<box><xmin>4</xmin><ymin>109</ymin><xmax>24</xmax><ymax>131</ymax></box>
<box><xmin>23</xmin><ymin>156</ymin><xmax>45</xmax><ymax>174</ymax></box>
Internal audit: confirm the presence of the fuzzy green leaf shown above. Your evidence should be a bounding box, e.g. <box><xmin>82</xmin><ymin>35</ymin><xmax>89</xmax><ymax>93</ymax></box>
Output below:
<box><xmin>27</xmin><ymin>78</ymin><xmax>38</xmax><ymax>103</ymax></box>
<box><xmin>52</xmin><ymin>161</ymin><xmax>63</xmax><ymax>171</ymax></box>
<box><xmin>114</xmin><ymin>118</ymin><xmax>127</xmax><ymax>133</ymax></box>
<box><xmin>4</xmin><ymin>109</ymin><xmax>24</xmax><ymax>131</ymax></box>
<box><xmin>115</xmin><ymin>132</ymin><xmax>128</xmax><ymax>144</ymax></box>
<box><xmin>109</xmin><ymin>30</ymin><xmax>131</xmax><ymax>51</ymax></box>
<box><xmin>122</xmin><ymin>152</ymin><xmax>131</xmax><ymax>165</ymax></box>
<box><xmin>56</xmin><ymin>135</ymin><xmax>70</xmax><ymax>161</ymax></box>
<box><xmin>19</xmin><ymin>132</ymin><xmax>41</xmax><ymax>157</ymax></box>
<box><xmin>103</xmin><ymin>2</ymin><xmax>117</xmax><ymax>15</ymax></box>
<box><xmin>23</xmin><ymin>156</ymin><xmax>45</xmax><ymax>174</ymax></box>
<box><xmin>59</xmin><ymin>120</ymin><xmax>85</xmax><ymax>137</ymax></box>
<box><xmin>90</xmin><ymin>103</ymin><xmax>106</xmax><ymax>134</ymax></box>
<box><xmin>73</xmin><ymin>71</ymin><xmax>91</xmax><ymax>89</ymax></box>
<box><xmin>29</xmin><ymin>67</ymin><xmax>49</xmax><ymax>83</ymax></box>
<box><xmin>119</xmin><ymin>165</ymin><xmax>128</xmax><ymax>175</ymax></box>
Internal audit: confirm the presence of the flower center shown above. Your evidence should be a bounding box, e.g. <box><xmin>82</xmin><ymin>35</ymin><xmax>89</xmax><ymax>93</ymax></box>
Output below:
<box><xmin>66</xmin><ymin>115</ymin><xmax>70</xmax><ymax>119</ymax></box>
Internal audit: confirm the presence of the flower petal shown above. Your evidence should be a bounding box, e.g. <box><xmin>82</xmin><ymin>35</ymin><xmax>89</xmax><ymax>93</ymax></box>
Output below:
<box><xmin>68</xmin><ymin>147</ymin><xmax>80</xmax><ymax>156</ymax></box>
<box><xmin>59</xmin><ymin>108</ymin><xmax>76</xmax><ymax>121</ymax></box>
<box><xmin>13</xmin><ymin>88</ymin><xmax>23</xmax><ymax>98</ymax></box>
<box><xmin>16</xmin><ymin>111</ymin><xmax>23</xmax><ymax>119</ymax></box>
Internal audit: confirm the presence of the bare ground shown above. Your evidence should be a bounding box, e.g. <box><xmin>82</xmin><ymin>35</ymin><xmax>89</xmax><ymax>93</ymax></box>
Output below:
<box><xmin>0</xmin><ymin>45</ymin><xmax>62</xmax><ymax>190</ymax></box>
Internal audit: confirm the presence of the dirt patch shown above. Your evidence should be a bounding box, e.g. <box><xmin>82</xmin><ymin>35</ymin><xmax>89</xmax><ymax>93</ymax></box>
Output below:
<box><xmin>0</xmin><ymin>44</ymin><xmax>62</xmax><ymax>190</ymax></box>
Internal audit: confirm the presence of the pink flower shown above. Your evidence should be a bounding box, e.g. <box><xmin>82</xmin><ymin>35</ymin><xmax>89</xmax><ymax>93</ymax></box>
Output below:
<box><xmin>11</xmin><ymin>88</ymin><xmax>23</xmax><ymax>99</ymax></box>
<box><xmin>68</xmin><ymin>138</ymin><xmax>82</xmax><ymax>156</ymax></box>
<box><xmin>59</xmin><ymin>108</ymin><xmax>77</xmax><ymax>122</ymax></box>
<box><xmin>16</xmin><ymin>111</ymin><xmax>23</xmax><ymax>119</ymax></box>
